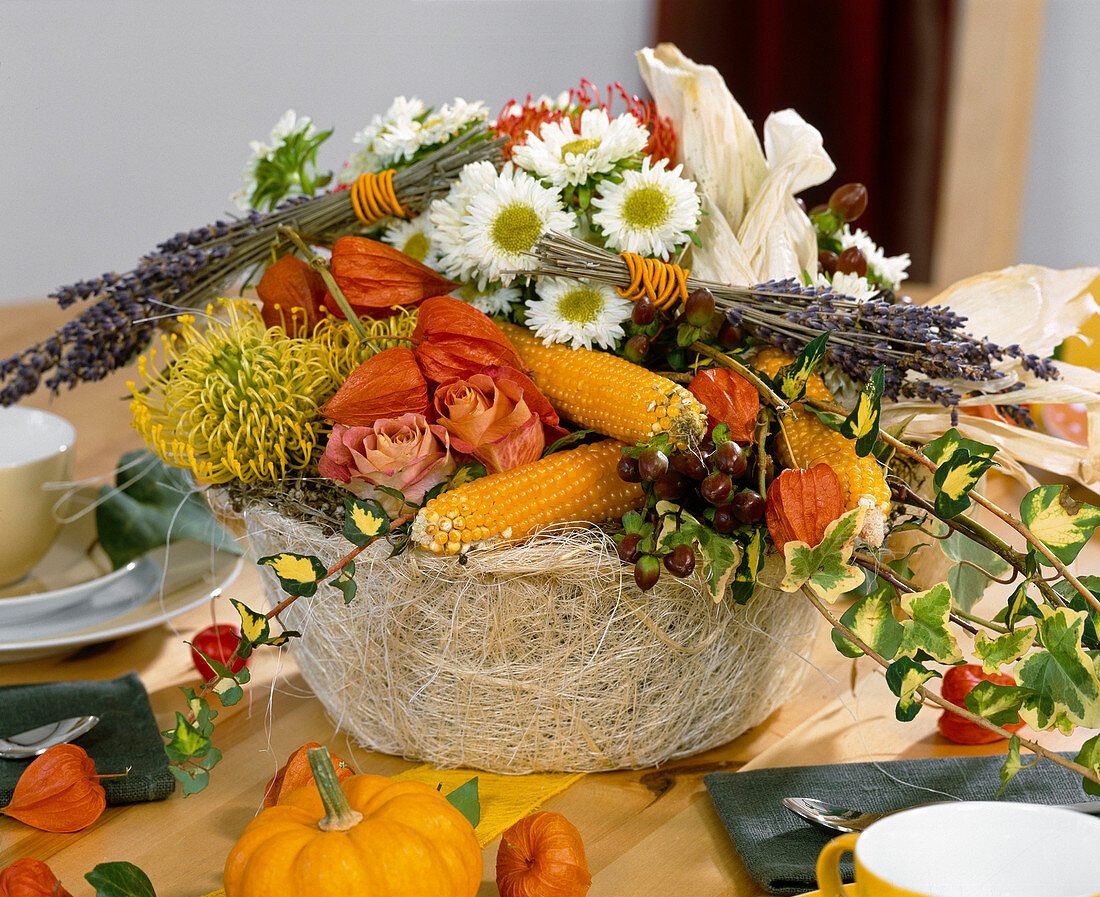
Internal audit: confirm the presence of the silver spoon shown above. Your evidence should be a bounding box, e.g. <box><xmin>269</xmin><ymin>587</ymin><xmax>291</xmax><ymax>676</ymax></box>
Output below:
<box><xmin>0</xmin><ymin>715</ymin><xmax>100</xmax><ymax>759</ymax></box>
<box><xmin>783</xmin><ymin>796</ymin><xmax>1100</xmax><ymax>833</ymax></box>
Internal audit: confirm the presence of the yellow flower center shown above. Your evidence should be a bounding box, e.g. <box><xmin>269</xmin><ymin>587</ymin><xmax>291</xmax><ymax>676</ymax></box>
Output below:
<box><xmin>491</xmin><ymin>203</ymin><xmax>543</xmax><ymax>255</ymax></box>
<box><xmin>622</xmin><ymin>185</ymin><xmax>669</xmax><ymax>230</ymax></box>
<box><xmin>401</xmin><ymin>231</ymin><xmax>431</xmax><ymax>262</ymax></box>
<box><xmin>556</xmin><ymin>287</ymin><xmax>604</xmax><ymax>324</ymax></box>
<box><xmin>560</xmin><ymin>138</ymin><xmax>602</xmax><ymax>158</ymax></box>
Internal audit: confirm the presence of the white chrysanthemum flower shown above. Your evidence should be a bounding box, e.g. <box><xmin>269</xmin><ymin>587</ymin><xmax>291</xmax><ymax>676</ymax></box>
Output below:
<box><xmin>451</xmin><ymin>283</ymin><xmax>522</xmax><ymax>316</ymax></box>
<box><xmin>459</xmin><ymin>166</ymin><xmax>575</xmax><ymax>287</ymax></box>
<box><xmin>340</xmin><ymin>96</ymin><xmax>487</xmax><ymax>185</ymax></box>
<box><xmin>591</xmin><ymin>158</ymin><xmax>700</xmax><ymax>260</ymax></box>
<box><xmin>815</xmin><ymin>270</ymin><xmax>880</xmax><ymax>302</ymax></box>
<box><xmin>512</xmin><ymin>109</ymin><xmax>648</xmax><ymax>188</ymax></box>
<box><xmin>232</xmin><ymin>110</ymin><xmax>315</xmax><ymax>210</ymax></box>
<box><xmin>382</xmin><ymin>215</ymin><xmax>439</xmax><ymax>267</ymax></box>
<box><xmin>525</xmin><ymin>277</ymin><xmax>632</xmax><ymax>350</ymax></box>
<box><xmin>839</xmin><ymin>225</ymin><xmax>911</xmax><ymax>289</ymax></box>
<box><xmin>429</xmin><ymin>160</ymin><xmax>504</xmax><ymax>283</ymax></box>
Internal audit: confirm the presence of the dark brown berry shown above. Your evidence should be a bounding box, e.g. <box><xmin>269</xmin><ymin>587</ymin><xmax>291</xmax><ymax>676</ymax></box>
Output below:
<box><xmin>828</xmin><ymin>183</ymin><xmax>868</xmax><ymax>221</ymax></box>
<box><xmin>664</xmin><ymin>544</ymin><xmax>696</xmax><ymax>578</ymax></box>
<box><xmin>623</xmin><ymin>333</ymin><xmax>650</xmax><ymax>363</ymax></box>
<box><xmin>638</xmin><ymin>448</ymin><xmax>669</xmax><ymax>482</ymax></box>
<box><xmin>684</xmin><ymin>288</ymin><xmax>715</xmax><ymax>327</ymax></box>
<box><xmin>730</xmin><ymin>490</ymin><xmax>766</xmax><ymax>524</ymax></box>
<box><xmin>617</xmin><ymin>532</ymin><xmax>643</xmax><ymax>564</ymax></box>
<box><xmin>712</xmin><ymin>504</ymin><xmax>735</xmax><ymax>533</ymax></box>
<box><xmin>713</xmin><ymin>440</ymin><xmax>747</xmax><ymax>478</ymax></box>
<box><xmin>718</xmin><ymin>320</ymin><xmax>744</xmax><ymax>348</ymax></box>
<box><xmin>634</xmin><ymin>555</ymin><xmax>661</xmax><ymax>591</ymax></box>
<box><xmin>818</xmin><ymin>249</ymin><xmax>838</xmax><ymax>275</ymax></box>
<box><xmin>836</xmin><ymin>246</ymin><xmax>868</xmax><ymax>278</ymax></box>
<box><xmin>701</xmin><ymin>471</ymin><xmax>733</xmax><ymax>505</ymax></box>
<box><xmin>617</xmin><ymin>455</ymin><xmax>641</xmax><ymax>483</ymax></box>
<box><xmin>653</xmin><ymin>469</ymin><xmax>688</xmax><ymax>501</ymax></box>
<box><xmin>631</xmin><ymin>296</ymin><xmax>657</xmax><ymax>326</ymax></box>
<box><xmin>671</xmin><ymin>451</ymin><xmax>709</xmax><ymax>480</ymax></box>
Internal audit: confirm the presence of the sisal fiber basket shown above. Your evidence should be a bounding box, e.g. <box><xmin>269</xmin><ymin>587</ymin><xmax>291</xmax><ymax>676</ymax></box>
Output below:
<box><xmin>217</xmin><ymin>492</ymin><xmax>821</xmax><ymax>774</ymax></box>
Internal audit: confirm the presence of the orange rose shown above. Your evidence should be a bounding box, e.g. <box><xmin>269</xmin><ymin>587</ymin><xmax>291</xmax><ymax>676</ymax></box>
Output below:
<box><xmin>434</xmin><ymin>373</ymin><xmax>545</xmax><ymax>473</ymax></box>
<box><xmin>318</xmin><ymin>414</ymin><xmax>456</xmax><ymax>513</ymax></box>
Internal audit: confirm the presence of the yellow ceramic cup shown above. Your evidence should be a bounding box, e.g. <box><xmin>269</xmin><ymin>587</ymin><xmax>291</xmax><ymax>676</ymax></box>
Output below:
<box><xmin>0</xmin><ymin>407</ymin><xmax>76</xmax><ymax>586</ymax></box>
<box><xmin>815</xmin><ymin>801</ymin><xmax>1100</xmax><ymax>897</ymax></box>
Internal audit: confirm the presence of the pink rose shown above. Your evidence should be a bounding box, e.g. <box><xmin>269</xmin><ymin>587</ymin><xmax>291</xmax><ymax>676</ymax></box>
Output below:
<box><xmin>433</xmin><ymin>372</ymin><xmax>545</xmax><ymax>473</ymax></box>
<box><xmin>318</xmin><ymin>413</ymin><xmax>456</xmax><ymax>514</ymax></box>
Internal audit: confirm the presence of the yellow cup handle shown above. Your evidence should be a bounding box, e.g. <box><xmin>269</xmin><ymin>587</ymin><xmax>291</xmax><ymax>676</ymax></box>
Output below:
<box><xmin>816</xmin><ymin>831</ymin><xmax>859</xmax><ymax>896</ymax></box>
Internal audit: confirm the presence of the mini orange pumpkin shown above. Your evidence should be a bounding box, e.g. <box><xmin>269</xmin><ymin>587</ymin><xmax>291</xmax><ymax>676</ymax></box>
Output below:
<box><xmin>224</xmin><ymin>748</ymin><xmax>481</xmax><ymax>897</ymax></box>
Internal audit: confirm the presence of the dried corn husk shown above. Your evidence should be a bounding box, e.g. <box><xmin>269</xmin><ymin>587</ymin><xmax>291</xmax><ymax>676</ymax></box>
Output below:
<box><xmin>637</xmin><ymin>44</ymin><xmax>833</xmax><ymax>284</ymax></box>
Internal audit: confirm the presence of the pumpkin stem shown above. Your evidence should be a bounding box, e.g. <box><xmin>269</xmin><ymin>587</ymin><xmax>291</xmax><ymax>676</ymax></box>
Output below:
<box><xmin>307</xmin><ymin>747</ymin><xmax>363</xmax><ymax>832</ymax></box>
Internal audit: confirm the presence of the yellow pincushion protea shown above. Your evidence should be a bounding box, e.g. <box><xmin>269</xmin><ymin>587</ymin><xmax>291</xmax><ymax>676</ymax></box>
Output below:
<box><xmin>311</xmin><ymin>306</ymin><xmax>418</xmax><ymax>385</ymax></box>
<box><xmin>129</xmin><ymin>299</ymin><xmax>413</xmax><ymax>484</ymax></box>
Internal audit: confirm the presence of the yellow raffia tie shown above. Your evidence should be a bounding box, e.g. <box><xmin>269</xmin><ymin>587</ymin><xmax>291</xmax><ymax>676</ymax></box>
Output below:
<box><xmin>350</xmin><ymin>169</ymin><xmax>409</xmax><ymax>225</ymax></box>
<box><xmin>615</xmin><ymin>251</ymin><xmax>690</xmax><ymax>311</ymax></box>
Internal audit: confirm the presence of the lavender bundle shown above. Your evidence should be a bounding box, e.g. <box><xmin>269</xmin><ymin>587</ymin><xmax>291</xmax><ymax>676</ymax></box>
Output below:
<box><xmin>1</xmin><ymin>127</ymin><xmax>504</xmax><ymax>406</ymax></box>
<box><xmin>525</xmin><ymin>231</ymin><xmax>1057</xmax><ymax>419</ymax></box>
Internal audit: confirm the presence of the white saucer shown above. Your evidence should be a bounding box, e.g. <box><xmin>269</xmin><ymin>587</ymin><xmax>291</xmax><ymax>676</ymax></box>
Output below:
<box><xmin>0</xmin><ymin>492</ymin><xmax>243</xmax><ymax>662</ymax></box>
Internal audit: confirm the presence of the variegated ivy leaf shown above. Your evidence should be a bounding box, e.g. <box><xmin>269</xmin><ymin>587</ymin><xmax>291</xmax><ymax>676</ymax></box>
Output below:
<box><xmin>997</xmin><ymin>735</ymin><xmax>1038</xmax><ymax>797</ymax></box>
<box><xmin>1054</xmin><ymin>576</ymin><xmax>1100</xmax><ymax>649</ymax></box>
<box><xmin>840</xmin><ymin>365</ymin><xmax>885</xmax><ymax>457</ymax></box>
<box><xmin>940</xmin><ymin>529</ymin><xmax>1011</xmax><ymax>613</ymax></box>
<box><xmin>897</xmin><ymin>583</ymin><xmax>963</xmax><ymax>663</ymax></box>
<box><xmin>1016</xmin><ymin>606</ymin><xmax>1100</xmax><ymax>729</ymax></box>
<box><xmin>780</xmin><ymin>506</ymin><xmax>865</xmax><ymax>602</ymax></box>
<box><xmin>923</xmin><ymin>427</ymin><xmax>998</xmax><ymax>466</ymax></box>
<box><xmin>931</xmin><ymin>450</ymin><xmax>997</xmax><ymax>518</ymax></box>
<box><xmin>1019</xmin><ymin>484</ymin><xmax>1100</xmax><ymax>565</ymax></box>
<box><xmin>257</xmin><ymin>552</ymin><xmax>327</xmax><ymax>598</ymax></box>
<box><xmin>232</xmin><ymin>599</ymin><xmax>301</xmax><ymax>659</ymax></box>
<box><xmin>886</xmin><ymin>657</ymin><xmax>939</xmax><ymax>721</ymax></box>
<box><xmin>163</xmin><ymin>712</ymin><xmax>211</xmax><ymax>765</ymax></box>
<box><xmin>772</xmin><ymin>330</ymin><xmax>831</xmax><ymax>403</ymax></box>
<box><xmin>830</xmin><ymin>588</ymin><xmax>903</xmax><ymax>660</ymax></box>
<box><xmin>1003</xmin><ymin>581</ymin><xmax>1042</xmax><ymax>632</ymax></box>
<box><xmin>676</xmin><ymin>513</ymin><xmax>741</xmax><ymax>602</ymax></box>
<box><xmin>729</xmin><ymin>526</ymin><xmax>766</xmax><ymax>605</ymax></box>
<box><xmin>972</xmin><ymin>626</ymin><xmax>1036</xmax><ymax>675</ymax></box>
<box><xmin>965</xmin><ymin>680</ymin><xmax>1029</xmax><ymax>727</ymax></box>
<box><xmin>331</xmin><ymin>559</ymin><xmax>357</xmax><ymax>605</ymax></box>
<box><xmin>343</xmin><ymin>497</ymin><xmax>390</xmax><ymax>546</ymax></box>
<box><xmin>1074</xmin><ymin>734</ymin><xmax>1100</xmax><ymax>796</ymax></box>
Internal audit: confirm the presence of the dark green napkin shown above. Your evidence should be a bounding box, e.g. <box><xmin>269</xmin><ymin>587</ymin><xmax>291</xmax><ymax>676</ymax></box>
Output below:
<box><xmin>0</xmin><ymin>672</ymin><xmax>174</xmax><ymax>805</ymax></box>
<box><xmin>705</xmin><ymin>752</ymin><xmax>1093</xmax><ymax>895</ymax></box>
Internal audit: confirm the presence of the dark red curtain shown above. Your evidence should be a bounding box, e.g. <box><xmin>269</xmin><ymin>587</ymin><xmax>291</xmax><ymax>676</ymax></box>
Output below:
<box><xmin>655</xmin><ymin>0</ymin><xmax>954</xmax><ymax>283</ymax></box>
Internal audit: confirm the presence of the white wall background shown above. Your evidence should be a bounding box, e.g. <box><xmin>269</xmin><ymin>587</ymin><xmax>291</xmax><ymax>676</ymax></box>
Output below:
<box><xmin>1018</xmin><ymin>0</ymin><xmax>1100</xmax><ymax>269</ymax></box>
<box><xmin>0</xmin><ymin>0</ymin><xmax>1095</xmax><ymax>306</ymax></box>
<box><xmin>0</xmin><ymin>0</ymin><xmax>653</xmax><ymax>304</ymax></box>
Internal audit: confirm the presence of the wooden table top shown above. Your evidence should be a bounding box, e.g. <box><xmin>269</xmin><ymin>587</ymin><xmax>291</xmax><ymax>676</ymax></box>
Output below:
<box><xmin>0</xmin><ymin>296</ymin><xmax>1094</xmax><ymax>896</ymax></box>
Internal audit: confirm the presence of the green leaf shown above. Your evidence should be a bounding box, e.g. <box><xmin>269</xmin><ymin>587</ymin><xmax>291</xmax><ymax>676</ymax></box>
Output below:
<box><xmin>162</xmin><ymin>712</ymin><xmax>209</xmax><ymax>765</ymax></box>
<box><xmin>676</xmin><ymin>513</ymin><xmax>741</xmax><ymax>602</ymax></box>
<box><xmin>780</xmin><ymin>507</ymin><xmax>866</xmax><ymax>602</ymax></box>
<box><xmin>772</xmin><ymin>331</ymin><xmax>831</xmax><ymax>402</ymax></box>
<box><xmin>1016</xmin><ymin>606</ymin><xmax>1100</xmax><ymax>729</ymax></box>
<box><xmin>964</xmin><ymin>680</ymin><xmax>1029</xmax><ymax>727</ymax></box>
<box><xmin>996</xmin><ymin>736</ymin><xmax>1038</xmax><ymax>797</ymax></box>
<box><xmin>331</xmin><ymin>567</ymin><xmax>358</xmax><ymax>605</ymax></box>
<box><xmin>897</xmin><ymin>583</ymin><xmax>963</xmax><ymax>663</ymax></box>
<box><xmin>830</xmin><ymin>588</ymin><xmax>903</xmax><ymax>660</ymax></box>
<box><xmin>1074</xmin><ymin>734</ymin><xmax>1100</xmax><ymax>796</ymax></box>
<box><xmin>728</xmin><ymin>526</ymin><xmax>766</xmax><ymax>605</ymax></box>
<box><xmin>924</xmin><ymin>428</ymin><xmax>998</xmax><ymax>466</ymax></box>
<box><xmin>885</xmin><ymin>657</ymin><xmax>939</xmax><ymax>721</ymax></box>
<box><xmin>86</xmin><ymin>861</ymin><xmax>158</xmax><ymax>897</ymax></box>
<box><xmin>445</xmin><ymin>776</ymin><xmax>481</xmax><ymax>828</ymax></box>
<box><xmin>94</xmin><ymin>449</ymin><xmax>243</xmax><ymax>569</ymax></box>
<box><xmin>840</xmin><ymin>365</ymin><xmax>884</xmax><ymax>456</ymax></box>
<box><xmin>711</xmin><ymin>423</ymin><xmax>732</xmax><ymax>447</ymax></box>
<box><xmin>973</xmin><ymin>627</ymin><xmax>1037</xmax><ymax>675</ymax></box>
<box><xmin>940</xmin><ymin>529</ymin><xmax>1011</xmax><ymax>613</ymax></box>
<box><xmin>167</xmin><ymin>764</ymin><xmax>210</xmax><ymax>796</ymax></box>
<box><xmin>1019</xmin><ymin>484</ymin><xmax>1100</xmax><ymax>565</ymax></box>
<box><xmin>1004</xmin><ymin>581</ymin><xmax>1042</xmax><ymax>632</ymax></box>
<box><xmin>802</xmin><ymin>404</ymin><xmax>846</xmax><ymax>432</ymax></box>
<box><xmin>449</xmin><ymin>462</ymin><xmax>487</xmax><ymax>489</ymax></box>
<box><xmin>343</xmin><ymin>497</ymin><xmax>390</xmax><ymax>545</ymax></box>
<box><xmin>676</xmin><ymin>323</ymin><xmax>701</xmax><ymax>348</ymax></box>
<box><xmin>257</xmin><ymin>552</ymin><xmax>327</xmax><ymax>597</ymax></box>
<box><xmin>932</xmin><ymin>450</ymin><xmax>996</xmax><ymax>518</ymax></box>
<box><xmin>543</xmin><ymin>429</ymin><xmax>593</xmax><ymax>456</ymax></box>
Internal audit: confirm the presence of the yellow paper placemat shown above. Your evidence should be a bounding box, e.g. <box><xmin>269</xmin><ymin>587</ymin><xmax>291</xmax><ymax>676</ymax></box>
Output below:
<box><xmin>199</xmin><ymin>765</ymin><xmax>583</xmax><ymax>896</ymax></box>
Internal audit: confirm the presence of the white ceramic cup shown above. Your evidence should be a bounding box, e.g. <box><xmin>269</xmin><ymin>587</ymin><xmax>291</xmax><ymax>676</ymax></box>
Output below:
<box><xmin>816</xmin><ymin>801</ymin><xmax>1100</xmax><ymax>897</ymax></box>
<box><xmin>0</xmin><ymin>407</ymin><xmax>77</xmax><ymax>586</ymax></box>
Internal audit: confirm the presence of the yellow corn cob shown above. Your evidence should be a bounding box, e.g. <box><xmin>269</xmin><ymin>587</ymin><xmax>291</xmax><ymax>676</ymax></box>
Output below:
<box><xmin>411</xmin><ymin>440</ymin><xmax>644</xmax><ymax>554</ymax></box>
<box><xmin>499</xmin><ymin>323</ymin><xmax>706</xmax><ymax>451</ymax></box>
<box><xmin>753</xmin><ymin>347</ymin><xmax>890</xmax><ymax>546</ymax></box>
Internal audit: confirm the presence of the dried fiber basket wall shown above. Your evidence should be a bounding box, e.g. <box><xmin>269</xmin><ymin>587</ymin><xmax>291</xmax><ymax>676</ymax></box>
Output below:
<box><xmin>227</xmin><ymin>495</ymin><xmax>821</xmax><ymax>773</ymax></box>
